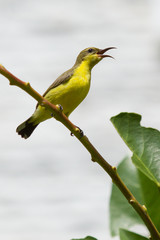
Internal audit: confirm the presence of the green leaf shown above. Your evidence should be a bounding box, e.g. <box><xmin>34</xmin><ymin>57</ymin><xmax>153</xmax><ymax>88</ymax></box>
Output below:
<box><xmin>138</xmin><ymin>170</ymin><xmax>160</xmax><ymax>232</ymax></box>
<box><xmin>109</xmin><ymin>157</ymin><xmax>143</xmax><ymax>236</ymax></box>
<box><xmin>71</xmin><ymin>236</ymin><xmax>97</xmax><ymax>240</ymax></box>
<box><xmin>119</xmin><ymin>229</ymin><xmax>148</xmax><ymax>240</ymax></box>
<box><xmin>111</xmin><ymin>112</ymin><xmax>160</xmax><ymax>186</ymax></box>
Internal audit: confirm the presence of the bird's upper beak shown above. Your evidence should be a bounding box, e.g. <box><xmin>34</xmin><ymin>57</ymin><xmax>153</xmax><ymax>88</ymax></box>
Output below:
<box><xmin>97</xmin><ymin>47</ymin><xmax>116</xmax><ymax>59</ymax></box>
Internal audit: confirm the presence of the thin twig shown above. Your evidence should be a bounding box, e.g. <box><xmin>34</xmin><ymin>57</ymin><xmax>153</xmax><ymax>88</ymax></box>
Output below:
<box><xmin>0</xmin><ymin>64</ymin><xmax>160</xmax><ymax>240</ymax></box>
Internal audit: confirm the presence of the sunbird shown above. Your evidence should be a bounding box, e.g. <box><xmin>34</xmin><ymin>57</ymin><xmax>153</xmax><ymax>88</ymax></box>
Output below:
<box><xmin>17</xmin><ymin>47</ymin><xmax>115</xmax><ymax>139</ymax></box>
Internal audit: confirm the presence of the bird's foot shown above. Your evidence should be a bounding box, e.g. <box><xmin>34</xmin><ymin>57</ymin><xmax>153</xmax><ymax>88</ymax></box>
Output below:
<box><xmin>56</xmin><ymin>104</ymin><xmax>63</xmax><ymax>112</ymax></box>
<box><xmin>70</xmin><ymin>126</ymin><xmax>84</xmax><ymax>138</ymax></box>
<box><xmin>51</xmin><ymin>104</ymin><xmax>63</xmax><ymax>117</ymax></box>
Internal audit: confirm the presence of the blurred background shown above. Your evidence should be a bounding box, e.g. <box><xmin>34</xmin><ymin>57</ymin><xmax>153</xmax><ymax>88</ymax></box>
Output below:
<box><xmin>0</xmin><ymin>0</ymin><xmax>160</xmax><ymax>239</ymax></box>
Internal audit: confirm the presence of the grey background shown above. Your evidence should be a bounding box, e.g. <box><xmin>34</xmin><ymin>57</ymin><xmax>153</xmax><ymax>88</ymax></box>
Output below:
<box><xmin>0</xmin><ymin>0</ymin><xmax>160</xmax><ymax>239</ymax></box>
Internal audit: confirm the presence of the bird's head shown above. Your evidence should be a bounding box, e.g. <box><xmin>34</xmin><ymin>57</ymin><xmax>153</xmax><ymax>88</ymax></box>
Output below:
<box><xmin>75</xmin><ymin>47</ymin><xmax>116</xmax><ymax>69</ymax></box>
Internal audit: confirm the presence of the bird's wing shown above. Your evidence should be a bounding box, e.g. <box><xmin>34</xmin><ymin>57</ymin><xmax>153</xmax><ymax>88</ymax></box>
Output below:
<box><xmin>36</xmin><ymin>68</ymin><xmax>74</xmax><ymax>108</ymax></box>
<box><xmin>43</xmin><ymin>68</ymin><xmax>74</xmax><ymax>97</ymax></box>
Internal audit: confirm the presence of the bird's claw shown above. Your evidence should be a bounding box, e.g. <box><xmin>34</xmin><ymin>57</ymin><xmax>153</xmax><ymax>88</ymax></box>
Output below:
<box><xmin>56</xmin><ymin>104</ymin><xmax>63</xmax><ymax>112</ymax></box>
<box><xmin>70</xmin><ymin>126</ymin><xmax>84</xmax><ymax>138</ymax></box>
<box><xmin>78</xmin><ymin>128</ymin><xmax>84</xmax><ymax>137</ymax></box>
<box><xmin>51</xmin><ymin>104</ymin><xmax>63</xmax><ymax>117</ymax></box>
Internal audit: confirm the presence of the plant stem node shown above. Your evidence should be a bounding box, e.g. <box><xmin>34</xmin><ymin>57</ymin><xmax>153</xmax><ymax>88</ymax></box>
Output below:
<box><xmin>112</xmin><ymin>166</ymin><xmax>117</xmax><ymax>171</ymax></box>
<box><xmin>129</xmin><ymin>199</ymin><xmax>135</xmax><ymax>204</ymax></box>
<box><xmin>75</xmin><ymin>127</ymin><xmax>84</xmax><ymax>137</ymax></box>
<box><xmin>25</xmin><ymin>82</ymin><xmax>31</xmax><ymax>88</ymax></box>
<box><xmin>142</xmin><ymin>205</ymin><xmax>147</xmax><ymax>212</ymax></box>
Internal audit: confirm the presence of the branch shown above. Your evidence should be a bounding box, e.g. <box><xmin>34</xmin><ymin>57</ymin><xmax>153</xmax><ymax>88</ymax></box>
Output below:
<box><xmin>0</xmin><ymin>64</ymin><xmax>160</xmax><ymax>240</ymax></box>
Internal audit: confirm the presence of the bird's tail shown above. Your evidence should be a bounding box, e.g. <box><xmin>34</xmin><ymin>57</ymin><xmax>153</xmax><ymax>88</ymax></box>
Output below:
<box><xmin>16</xmin><ymin>117</ymin><xmax>39</xmax><ymax>139</ymax></box>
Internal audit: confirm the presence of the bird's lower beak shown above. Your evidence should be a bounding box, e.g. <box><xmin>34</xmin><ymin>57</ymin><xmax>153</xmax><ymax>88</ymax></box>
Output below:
<box><xmin>97</xmin><ymin>47</ymin><xmax>116</xmax><ymax>59</ymax></box>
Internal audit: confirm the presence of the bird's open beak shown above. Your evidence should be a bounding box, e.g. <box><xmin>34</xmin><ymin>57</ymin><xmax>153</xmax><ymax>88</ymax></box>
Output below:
<box><xmin>97</xmin><ymin>47</ymin><xmax>116</xmax><ymax>59</ymax></box>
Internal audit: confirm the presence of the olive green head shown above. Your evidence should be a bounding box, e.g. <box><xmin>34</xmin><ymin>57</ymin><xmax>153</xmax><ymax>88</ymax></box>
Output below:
<box><xmin>75</xmin><ymin>47</ymin><xmax>115</xmax><ymax>69</ymax></box>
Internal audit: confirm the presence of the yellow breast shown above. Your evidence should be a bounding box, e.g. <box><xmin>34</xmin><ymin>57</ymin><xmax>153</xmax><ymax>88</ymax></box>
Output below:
<box><xmin>32</xmin><ymin>60</ymin><xmax>91</xmax><ymax>123</ymax></box>
<box><xmin>59</xmin><ymin>61</ymin><xmax>91</xmax><ymax>115</ymax></box>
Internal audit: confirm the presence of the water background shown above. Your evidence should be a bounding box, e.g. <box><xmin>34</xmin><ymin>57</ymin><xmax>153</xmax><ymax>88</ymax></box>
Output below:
<box><xmin>0</xmin><ymin>0</ymin><xmax>160</xmax><ymax>239</ymax></box>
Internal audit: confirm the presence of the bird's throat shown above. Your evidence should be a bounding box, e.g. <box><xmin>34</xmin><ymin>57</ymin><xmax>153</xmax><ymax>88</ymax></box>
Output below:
<box><xmin>74</xmin><ymin>60</ymin><xmax>91</xmax><ymax>81</ymax></box>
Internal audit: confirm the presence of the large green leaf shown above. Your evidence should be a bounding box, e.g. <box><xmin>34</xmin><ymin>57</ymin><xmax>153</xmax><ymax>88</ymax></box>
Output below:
<box><xmin>109</xmin><ymin>157</ymin><xmax>143</xmax><ymax>236</ymax></box>
<box><xmin>71</xmin><ymin>236</ymin><xmax>97</xmax><ymax>240</ymax></box>
<box><xmin>111</xmin><ymin>113</ymin><xmax>160</xmax><ymax>186</ymax></box>
<box><xmin>138</xmin><ymin>171</ymin><xmax>160</xmax><ymax>232</ymax></box>
<box><xmin>119</xmin><ymin>229</ymin><xmax>148</xmax><ymax>240</ymax></box>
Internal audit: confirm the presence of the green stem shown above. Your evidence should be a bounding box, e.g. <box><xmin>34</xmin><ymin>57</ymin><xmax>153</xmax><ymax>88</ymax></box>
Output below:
<box><xmin>0</xmin><ymin>65</ymin><xmax>160</xmax><ymax>240</ymax></box>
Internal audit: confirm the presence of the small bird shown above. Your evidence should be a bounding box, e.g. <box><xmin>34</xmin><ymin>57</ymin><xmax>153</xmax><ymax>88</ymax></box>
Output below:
<box><xmin>16</xmin><ymin>47</ymin><xmax>115</xmax><ymax>139</ymax></box>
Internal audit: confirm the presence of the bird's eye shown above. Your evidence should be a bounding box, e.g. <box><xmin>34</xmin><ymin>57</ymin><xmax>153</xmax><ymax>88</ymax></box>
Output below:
<box><xmin>88</xmin><ymin>48</ymin><xmax>93</xmax><ymax>53</ymax></box>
